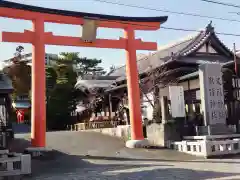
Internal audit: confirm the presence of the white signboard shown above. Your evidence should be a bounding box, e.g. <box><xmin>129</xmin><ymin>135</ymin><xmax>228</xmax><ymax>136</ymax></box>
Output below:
<box><xmin>196</xmin><ymin>90</ymin><xmax>200</xmax><ymax>100</ymax></box>
<box><xmin>199</xmin><ymin>63</ymin><xmax>226</xmax><ymax>125</ymax></box>
<box><xmin>169</xmin><ymin>86</ymin><xmax>185</xmax><ymax>118</ymax></box>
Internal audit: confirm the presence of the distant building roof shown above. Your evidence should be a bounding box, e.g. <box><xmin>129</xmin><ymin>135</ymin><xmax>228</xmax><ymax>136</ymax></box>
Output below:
<box><xmin>12</xmin><ymin>101</ymin><xmax>31</xmax><ymax>109</ymax></box>
<box><xmin>1</xmin><ymin>53</ymin><xmax>58</xmax><ymax>70</ymax></box>
<box><xmin>75</xmin><ymin>75</ymin><xmax>119</xmax><ymax>91</ymax></box>
<box><xmin>108</xmin><ymin>22</ymin><xmax>235</xmax><ymax>81</ymax></box>
<box><xmin>0</xmin><ymin>72</ymin><xmax>13</xmax><ymax>92</ymax></box>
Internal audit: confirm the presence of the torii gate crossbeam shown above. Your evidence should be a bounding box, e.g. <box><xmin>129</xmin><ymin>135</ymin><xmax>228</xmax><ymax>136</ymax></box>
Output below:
<box><xmin>0</xmin><ymin>0</ymin><xmax>168</xmax><ymax>148</ymax></box>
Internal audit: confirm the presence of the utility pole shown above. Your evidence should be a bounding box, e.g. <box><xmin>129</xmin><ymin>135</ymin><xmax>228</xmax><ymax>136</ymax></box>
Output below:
<box><xmin>233</xmin><ymin>43</ymin><xmax>239</xmax><ymax>133</ymax></box>
<box><xmin>234</xmin><ymin>43</ymin><xmax>238</xmax><ymax>76</ymax></box>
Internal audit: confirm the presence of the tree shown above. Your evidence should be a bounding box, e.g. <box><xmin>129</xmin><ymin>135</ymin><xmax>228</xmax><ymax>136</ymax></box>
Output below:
<box><xmin>46</xmin><ymin>66</ymin><xmax>57</xmax><ymax>91</ymax></box>
<box><xmin>46</xmin><ymin>52</ymin><xmax>78</xmax><ymax>130</ymax></box>
<box><xmin>75</xmin><ymin>57</ymin><xmax>106</xmax><ymax>76</ymax></box>
<box><xmin>3</xmin><ymin>46</ymin><xmax>31</xmax><ymax>100</ymax></box>
<box><xmin>46</xmin><ymin>52</ymin><xmax>106</xmax><ymax>130</ymax></box>
<box><xmin>139</xmin><ymin>64</ymin><xmax>182</xmax><ymax>123</ymax></box>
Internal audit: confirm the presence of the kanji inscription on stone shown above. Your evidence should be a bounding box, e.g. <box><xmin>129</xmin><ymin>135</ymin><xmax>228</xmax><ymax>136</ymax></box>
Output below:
<box><xmin>199</xmin><ymin>63</ymin><xmax>226</xmax><ymax>125</ymax></box>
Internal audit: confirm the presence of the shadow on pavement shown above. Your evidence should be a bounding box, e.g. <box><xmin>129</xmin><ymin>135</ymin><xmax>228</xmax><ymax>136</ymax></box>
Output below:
<box><xmin>7</xmin><ymin>137</ymin><xmax>240</xmax><ymax>179</ymax></box>
<box><xmin>12</xmin><ymin>123</ymin><xmax>31</xmax><ymax>134</ymax></box>
<box><xmin>9</xmin><ymin>137</ymin><xmax>240</xmax><ymax>165</ymax></box>
<box><xmin>8</xmin><ymin>135</ymin><xmax>31</xmax><ymax>153</ymax></box>
<box><xmin>25</xmin><ymin>150</ymin><xmax>240</xmax><ymax>180</ymax></box>
<box><xmin>70</xmin><ymin>154</ymin><xmax>240</xmax><ymax>164</ymax></box>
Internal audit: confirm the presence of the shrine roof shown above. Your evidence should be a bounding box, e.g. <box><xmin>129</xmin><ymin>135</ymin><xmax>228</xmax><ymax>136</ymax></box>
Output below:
<box><xmin>75</xmin><ymin>76</ymin><xmax>118</xmax><ymax>91</ymax></box>
<box><xmin>0</xmin><ymin>1</ymin><xmax>168</xmax><ymax>23</ymax></box>
<box><xmin>109</xmin><ymin>22</ymin><xmax>236</xmax><ymax>81</ymax></box>
<box><xmin>0</xmin><ymin>72</ymin><xmax>13</xmax><ymax>93</ymax></box>
<box><xmin>12</xmin><ymin>101</ymin><xmax>31</xmax><ymax>109</ymax></box>
<box><xmin>178</xmin><ymin>61</ymin><xmax>235</xmax><ymax>81</ymax></box>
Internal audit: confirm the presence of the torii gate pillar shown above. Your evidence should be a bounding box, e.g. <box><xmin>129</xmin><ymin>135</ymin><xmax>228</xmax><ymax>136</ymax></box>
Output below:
<box><xmin>124</xmin><ymin>28</ymin><xmax>144</xmax><ymax>142</ymax></box>
<box><xmin>31</xmin><ymin>17</ymin><xmax>46</xmax><ymax>147</ymax></box>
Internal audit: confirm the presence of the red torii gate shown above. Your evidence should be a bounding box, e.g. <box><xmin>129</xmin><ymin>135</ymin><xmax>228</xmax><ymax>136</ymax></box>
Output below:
<box><xmin>0</xmin><ymin>1</ymin><xmax>167</xmax><ymax>148</ymax></box>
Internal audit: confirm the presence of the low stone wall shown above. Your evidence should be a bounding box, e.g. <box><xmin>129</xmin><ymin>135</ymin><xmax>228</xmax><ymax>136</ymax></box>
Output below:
<box><xmin>85</xmin><ymin>123</ymin><xmax>181</xmax><ymax>147</ymax></box>
<box><xmin>69</xmin><ymin>121</ymin><xmax>120</xmax><ymax>131</ymax></box>
<box><xmin>86</xmin><ymin>125</ymin><xmax>131</xmax><ymax>141</ymax></box>
<box><xmin>147</xmin><ymin>123</ymin><xmax>181</xmax><ymax>147</ymax></box>
<box><xmin>85</xmin><ymin>123</ymin><xmax>182</xmax><ymax>148</ymax></box>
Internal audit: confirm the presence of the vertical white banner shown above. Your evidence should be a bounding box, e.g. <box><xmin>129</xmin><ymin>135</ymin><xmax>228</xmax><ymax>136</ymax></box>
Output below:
<box><xmin>169</xmin><ymin>86</ymin><xmax>185</xmax><ymax>118</ymax></box>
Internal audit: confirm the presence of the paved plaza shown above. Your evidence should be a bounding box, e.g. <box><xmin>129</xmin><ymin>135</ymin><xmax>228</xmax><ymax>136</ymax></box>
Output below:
<box><xmin>10</xmin><ymin>131</ymin><xmax>240</xmax><ymax>180</ymax></box>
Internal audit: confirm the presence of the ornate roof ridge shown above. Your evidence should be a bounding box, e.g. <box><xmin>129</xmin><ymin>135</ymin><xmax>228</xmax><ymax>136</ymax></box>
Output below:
<box><xmin>178</xmin><ymin>21</ymin><xmax>226</xmax><ymax>57</ymax></box>
<box><xmin>210</xmin><ymin>32</ymin><xmax>235</xmax><ymax>56</ymax></box>
<box><xmin>179</xmin><ymin>21</ymin><xmax>236</xmax><ymax>58</ymax></box>
<box><xmin>180</xmin><ymin>32</ymin><xmax>211</xmax><ymax>56</ymax></box>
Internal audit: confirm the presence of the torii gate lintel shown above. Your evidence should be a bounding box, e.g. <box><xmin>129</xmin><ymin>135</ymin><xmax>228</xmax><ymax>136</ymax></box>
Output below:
<box><xmin>1</xmin><ymin>30</ymin><xmax>158</xmax><ymax>50</ymax></box>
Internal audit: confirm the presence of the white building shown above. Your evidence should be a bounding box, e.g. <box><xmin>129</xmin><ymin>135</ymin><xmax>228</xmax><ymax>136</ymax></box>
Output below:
<box><xmin>1</xmin><ymin>53</ymin><xmax>85</xmax><ymax>74</ymax></box>
<box><xmin>1</xmin><ymin>53</ymin><xmax>58</xmax><ymax>69</ymax></box>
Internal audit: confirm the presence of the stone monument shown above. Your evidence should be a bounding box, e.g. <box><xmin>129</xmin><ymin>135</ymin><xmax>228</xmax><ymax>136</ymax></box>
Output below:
<box><xmin>198</xmin><ymin>63</ymin><xmax>233</xmax><ymax>135</ymax></box>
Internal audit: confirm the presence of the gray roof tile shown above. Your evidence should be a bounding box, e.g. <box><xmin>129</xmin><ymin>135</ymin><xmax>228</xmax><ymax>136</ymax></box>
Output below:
<box><xmin>109</xmin><ymin>31</ymin><xmax>201</xmax><ymax>77</ymax></box>
<box><xmin>108</xmin><ymin>23</ymin><xmax>235</xmax><ymax>80</ymax></box>
<box><xmin>0</xmin><ymin>73</ymin><xmax>13</xmax><ymax>91</ymax></box>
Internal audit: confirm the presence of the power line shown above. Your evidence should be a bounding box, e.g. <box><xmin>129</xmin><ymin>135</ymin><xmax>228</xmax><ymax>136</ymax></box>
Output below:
<box><xmin>89</xmin><ymin>0</ymin><xmax>240</xmax><ymax>23</ymax></box>
<box><xmin>84</xmin><ymin>0</ymin><xmax>240</xmax><ymax>37</ymax></box>
<box><xmin>199</xmin><ymin>0</ymin><xmax>240</xmax><ymax>9</ymax></box>
<box><xmin>93</xmin><ymin>15</ymin><xmax>240</xmax><ymax>37</ymax></box>
<box><xmin>160</xmin><ymin>26</ymin><xmax>240</xmax><ymax>37</ymax></box>
<box><xmin>229</xmin><ymin>12</ymin><xmax>240</xmax><ymax>15</ymax></box>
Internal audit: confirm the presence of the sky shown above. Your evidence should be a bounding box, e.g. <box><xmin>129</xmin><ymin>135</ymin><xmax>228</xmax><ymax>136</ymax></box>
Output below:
<box><xmin>0</xmin><ymin>0</ymin><xmax>240</xmax><ymax>71</ymax></box>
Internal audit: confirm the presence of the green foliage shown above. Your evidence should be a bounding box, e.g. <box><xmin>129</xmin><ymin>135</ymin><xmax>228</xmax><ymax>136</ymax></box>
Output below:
<box><xmin>46</xmin><ymin>66</ymin><xmax>57</xmax><ymax>89</ymax></box>
<box><xmin>77</xmin><ymin>57</ymin><xmax>106</xmax><ymax>76</ymax></box>
<box><xmin>46</xmin><ymin>53</ymin><xmax>78</xmax><ymax>130</ymax></box>
<box><xmin>5</xmin><ymin>48</ymin><xmax>106</xmax><ymax>130</ymax></box>
<box><xmin>47</xmin><ymin>83</ymin><xmax>77</xmax><ymax>130</ymax></box>
<box><xmin>46</xmin><ymin>52</ymin><xmax>105</xmax><ymax>130</ymax></box>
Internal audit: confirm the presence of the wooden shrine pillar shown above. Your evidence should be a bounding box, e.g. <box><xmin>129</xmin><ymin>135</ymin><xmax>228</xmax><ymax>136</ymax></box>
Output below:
<box><xmin>31</xmin><ymin>17</ymin><xmax>46</xmax><ymax>147</ymax></box>
<box><xmin>124</xmin><ymin>27</ymin><xmax>144</xmax><ymax>140</ymax></box>
<box><xmin>161</xmin><ymin>96</ymin><xmax>169</xmax><ymax>124</ymax></box>
<box><xmin>108</xmin><ymin>94</ymin><xmax>112</xmax><ymax>120</ymax></box>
